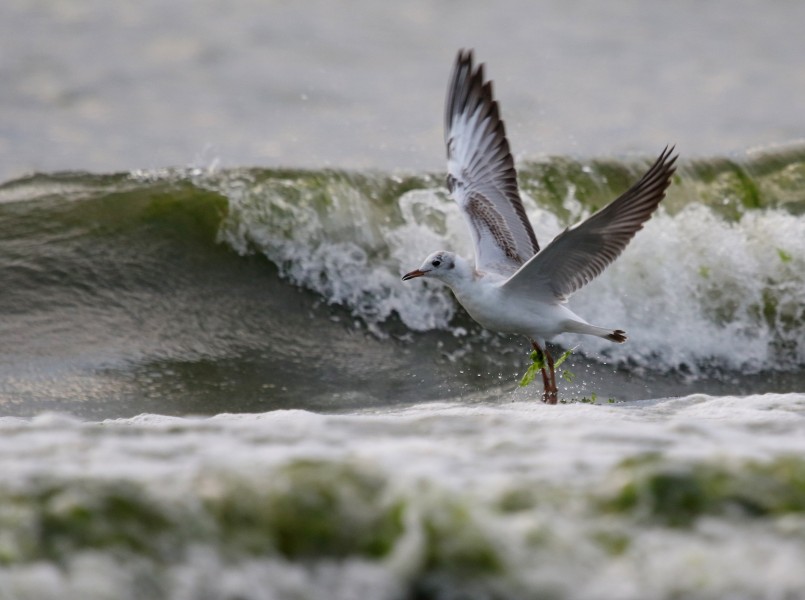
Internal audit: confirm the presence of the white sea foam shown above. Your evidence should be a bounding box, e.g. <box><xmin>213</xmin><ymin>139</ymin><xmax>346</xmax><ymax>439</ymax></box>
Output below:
<box><xmin>1</xmin><ymin>394</ymin><xmax>805</xmax><ymax>599</ymax></box>
<box><xmin>218</xmin><ymin>178</ymin><xmax>459</xmax><ymax>332</ymax></box>
<box><xmin>218</xmin><ymin>173</ymin><xmax>804</xmax><ymax>372</ymax></box>
<box><xmin>572</xmin><ymin>204</ymin><xmax>805</xmax><ymax>371</ymax></box>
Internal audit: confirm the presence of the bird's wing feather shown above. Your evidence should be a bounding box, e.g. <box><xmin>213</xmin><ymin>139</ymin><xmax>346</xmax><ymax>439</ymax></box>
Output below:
<box><xmin>445</xmin><ymin>49</ymin><xmax>539</xmax><ymax>275</ymax></box>
<box><xmin>502</xmin><ymin>146</ymin><xmax>677</xmax><ymax>300</ymax></box>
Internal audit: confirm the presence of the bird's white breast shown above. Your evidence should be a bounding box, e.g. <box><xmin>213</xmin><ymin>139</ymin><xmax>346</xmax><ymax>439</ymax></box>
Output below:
<box><xmin>449</xmin><ymin>274</ymin><xmax>565</xmax><ymax>338</ymax></box>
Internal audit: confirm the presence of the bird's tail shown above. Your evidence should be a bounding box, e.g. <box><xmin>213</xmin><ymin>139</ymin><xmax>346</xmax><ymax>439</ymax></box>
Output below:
<box><xmin>563</xmin><ymin>321</ymin><xmax>627</xmax><ymax>344</ymax></box>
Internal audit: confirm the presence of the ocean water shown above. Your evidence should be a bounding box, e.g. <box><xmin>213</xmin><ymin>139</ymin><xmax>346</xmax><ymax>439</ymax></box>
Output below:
<box><xmin>2</xmin><ymin>2</ymin><xmax>805</xmax><ymax>599</ymax></box>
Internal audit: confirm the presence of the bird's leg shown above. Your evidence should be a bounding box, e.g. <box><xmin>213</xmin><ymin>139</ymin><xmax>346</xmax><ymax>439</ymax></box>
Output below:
<box><xmin>530</xmin><ymin>339</ymin><xmax>553</xmax><ymax>404</ymax></box>
<box><xmin>545</xmin><ymin>345</ymin><xmax>558</xmax><ymax>404</ymax></box>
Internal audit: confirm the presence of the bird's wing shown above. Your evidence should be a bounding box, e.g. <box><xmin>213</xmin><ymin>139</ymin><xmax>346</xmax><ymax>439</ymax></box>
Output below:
<box><xmin>502</xmin><ymin>146</ymin><xmax>677</xmax><ymax>301</ymax></box>
<box><xmin>445</xmin><ymin>49</ymin><xmax>539</xmax><ymax>276</ymax></box>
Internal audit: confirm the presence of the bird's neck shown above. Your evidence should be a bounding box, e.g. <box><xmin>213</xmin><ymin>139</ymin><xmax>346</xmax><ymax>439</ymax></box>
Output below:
<box><xmin>437</xmin><ymin>255</ymin><xmax>478</xmax><ymax>294</ymax></box>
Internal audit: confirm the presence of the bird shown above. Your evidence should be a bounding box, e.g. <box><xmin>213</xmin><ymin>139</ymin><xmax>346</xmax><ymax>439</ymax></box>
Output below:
<box><xmin>402</xmin><ymin>49</ymin><xmax>677</xmax><ymax>404</ymax></box>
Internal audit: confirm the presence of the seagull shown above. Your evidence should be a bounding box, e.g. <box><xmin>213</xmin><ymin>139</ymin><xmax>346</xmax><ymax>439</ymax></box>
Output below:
<box><xmin>402</xmin><ymin>49</ymin><xmax>677</xmax><ymax>404</ymax></box>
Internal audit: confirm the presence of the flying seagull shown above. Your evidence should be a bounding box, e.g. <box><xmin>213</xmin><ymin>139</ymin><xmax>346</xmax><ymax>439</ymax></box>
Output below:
<box><xmin>402</xmin><ymin>49</ymin><xmax>677</xmax><ymax>403</ymax></box>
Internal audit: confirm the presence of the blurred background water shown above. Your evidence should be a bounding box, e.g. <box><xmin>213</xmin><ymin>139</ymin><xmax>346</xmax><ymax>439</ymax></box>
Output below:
<box><xmin>2</xmin><ymin>0</ymin><xmax>805</xmax><ymax>180</ymax></box>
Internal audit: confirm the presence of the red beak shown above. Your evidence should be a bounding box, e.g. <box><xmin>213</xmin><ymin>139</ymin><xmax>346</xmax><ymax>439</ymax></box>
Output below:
<box><xmin>402</xmin><ymin>269</ymin><xmax>426</xmax><ymax>281</ymax></box>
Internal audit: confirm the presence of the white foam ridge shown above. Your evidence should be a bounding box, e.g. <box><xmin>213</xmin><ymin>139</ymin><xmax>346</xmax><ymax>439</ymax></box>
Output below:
<box><xmin>1</xmin><ymin>394</ymin><xmax>805</xmax><ymax>599</ymax></box>
<box><xmin>216</xmin><ymin>173</ymin><xmax>804</xmax><ymax>372</ymax></box>
<box><xmin>570</xmin><ymin>204</ymin><xmax>805</xmax><ymax>372</ymax></box>
<box><xmin>217</xmin><ymin>175</ymin><xmax>465</xmax><ymax>332</ymax></box>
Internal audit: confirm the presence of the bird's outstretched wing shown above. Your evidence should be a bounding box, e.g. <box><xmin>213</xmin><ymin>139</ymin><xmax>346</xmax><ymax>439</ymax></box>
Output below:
<box><xmin>502</xmin><ymin>146</ymin><xmax>677</xmax><ymax>301</ymax></box>
<box><xmin>445</xmin><ymin>49</ymin><xmax>539</xmax><ymax>275</ymax></box>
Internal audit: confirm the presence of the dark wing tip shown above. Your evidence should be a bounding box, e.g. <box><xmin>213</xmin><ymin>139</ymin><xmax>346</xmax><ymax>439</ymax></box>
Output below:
<box><xmin>612</xmin><ymin>144</ymin><xmax>679</xmax><ymax>219</ymax></box>
<box><xmin>456</xmin><ymin>48</ymin><xmax>475</xmax><ymax>72</ymax></box>
<box><xmin>655</xmin><ymin>144</ymin><xmax>679</xmax><ymax>179</ymax></box>
<box><xmin>446</xmin><ymin>49</ymin><xmax>484</xmax><ymax>130</ymax></box>
<box><xmin>641</xmin><ymin>144</ymin><xmax>679</xmax><ymax>206</ymax></box>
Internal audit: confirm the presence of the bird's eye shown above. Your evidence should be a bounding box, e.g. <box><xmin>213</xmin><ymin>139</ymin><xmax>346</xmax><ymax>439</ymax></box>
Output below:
<box><xmin>431</xmin><ymin>259</ymin><xmax>441</xmax><ymax>267</ymax></box>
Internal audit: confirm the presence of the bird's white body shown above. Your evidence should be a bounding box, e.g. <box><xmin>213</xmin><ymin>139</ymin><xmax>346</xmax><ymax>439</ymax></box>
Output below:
<box><xmin>411</xmin><ymin>252</ymin><xmax>608</xmax><ymax>342</ymax></box>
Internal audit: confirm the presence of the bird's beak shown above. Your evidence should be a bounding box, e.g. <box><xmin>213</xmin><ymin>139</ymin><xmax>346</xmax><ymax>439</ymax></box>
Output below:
<box><xmin>402</xmin><ymin>269</ymin><xmax>426</xmax><ymax>281</ymax></box>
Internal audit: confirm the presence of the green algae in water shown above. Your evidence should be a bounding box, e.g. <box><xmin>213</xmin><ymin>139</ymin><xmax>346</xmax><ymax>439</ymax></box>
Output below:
<box><xmin>519</xmin><ymin>346</ymin><xmax>575</xmax><ymax>388</ymax></box>
<box><xmin>601</xmin><ymin>455</ymin><xmax>805</xmax><ymax>527</ymax></box>
<box><xmin>421</xmin><ymin>502</ymin><xmax>502</xmax><ymax>575</ymax></box>
<box><xmin>496</xmin><ymin>487</ymin><xmax>540</xmax><ymax>513</ymax></box>
<box><xmin>202</xmin><ymin>459</ymin><xmax>404</xmax><ymax>560</ymax></box>
<box><xmin>777</xmin><ymin>247</ymin><xmax>793</xmax><ymax>263</ymax></box>
<box><xmin>518</xmin><ymin>350</ymin><xmax>545</xmax><ymax>388</ymax></box>
<box><xmin>0</xmin><ymin>480</ymin><xmax>177</xmax><ymax>565</ymax></box>
<box><xmin>0</xmin><ymin>459</ymin><xmax>501</xmax><ymax>574</ymax></box>
<box><xmin>554</xmin><ymin>346</ymin><xmax>575</xmax><ymax>369</ymax></box>
<box><xmin>591</xmin><ymin>528</ymin><xmax>631</xmax><ymax>556</ymax></box>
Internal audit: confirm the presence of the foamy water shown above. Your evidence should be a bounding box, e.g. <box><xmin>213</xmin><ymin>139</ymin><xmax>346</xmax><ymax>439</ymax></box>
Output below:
<box><xmin>2</xmin><ymin>393</ymin><xmax>804</xmax><ymax>599</ymax></box>
<box><xmin>217</xmin><ymin>162</ymin><xmax>805</xmax><ymax>374</ymax></box>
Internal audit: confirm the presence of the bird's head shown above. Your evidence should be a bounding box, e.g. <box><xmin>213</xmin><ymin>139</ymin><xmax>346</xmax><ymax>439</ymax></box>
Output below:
<box><xmin>402</xmin><ymin>251</ymin><xmax>460</xmax><ymax>283</ymax></box>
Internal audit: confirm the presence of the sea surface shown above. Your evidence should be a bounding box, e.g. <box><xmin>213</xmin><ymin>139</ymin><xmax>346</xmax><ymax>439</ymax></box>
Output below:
<box><xmin>2</xmin><ymin>2</ymin><xmax>805</xmax><ymax>599</ymax></box>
